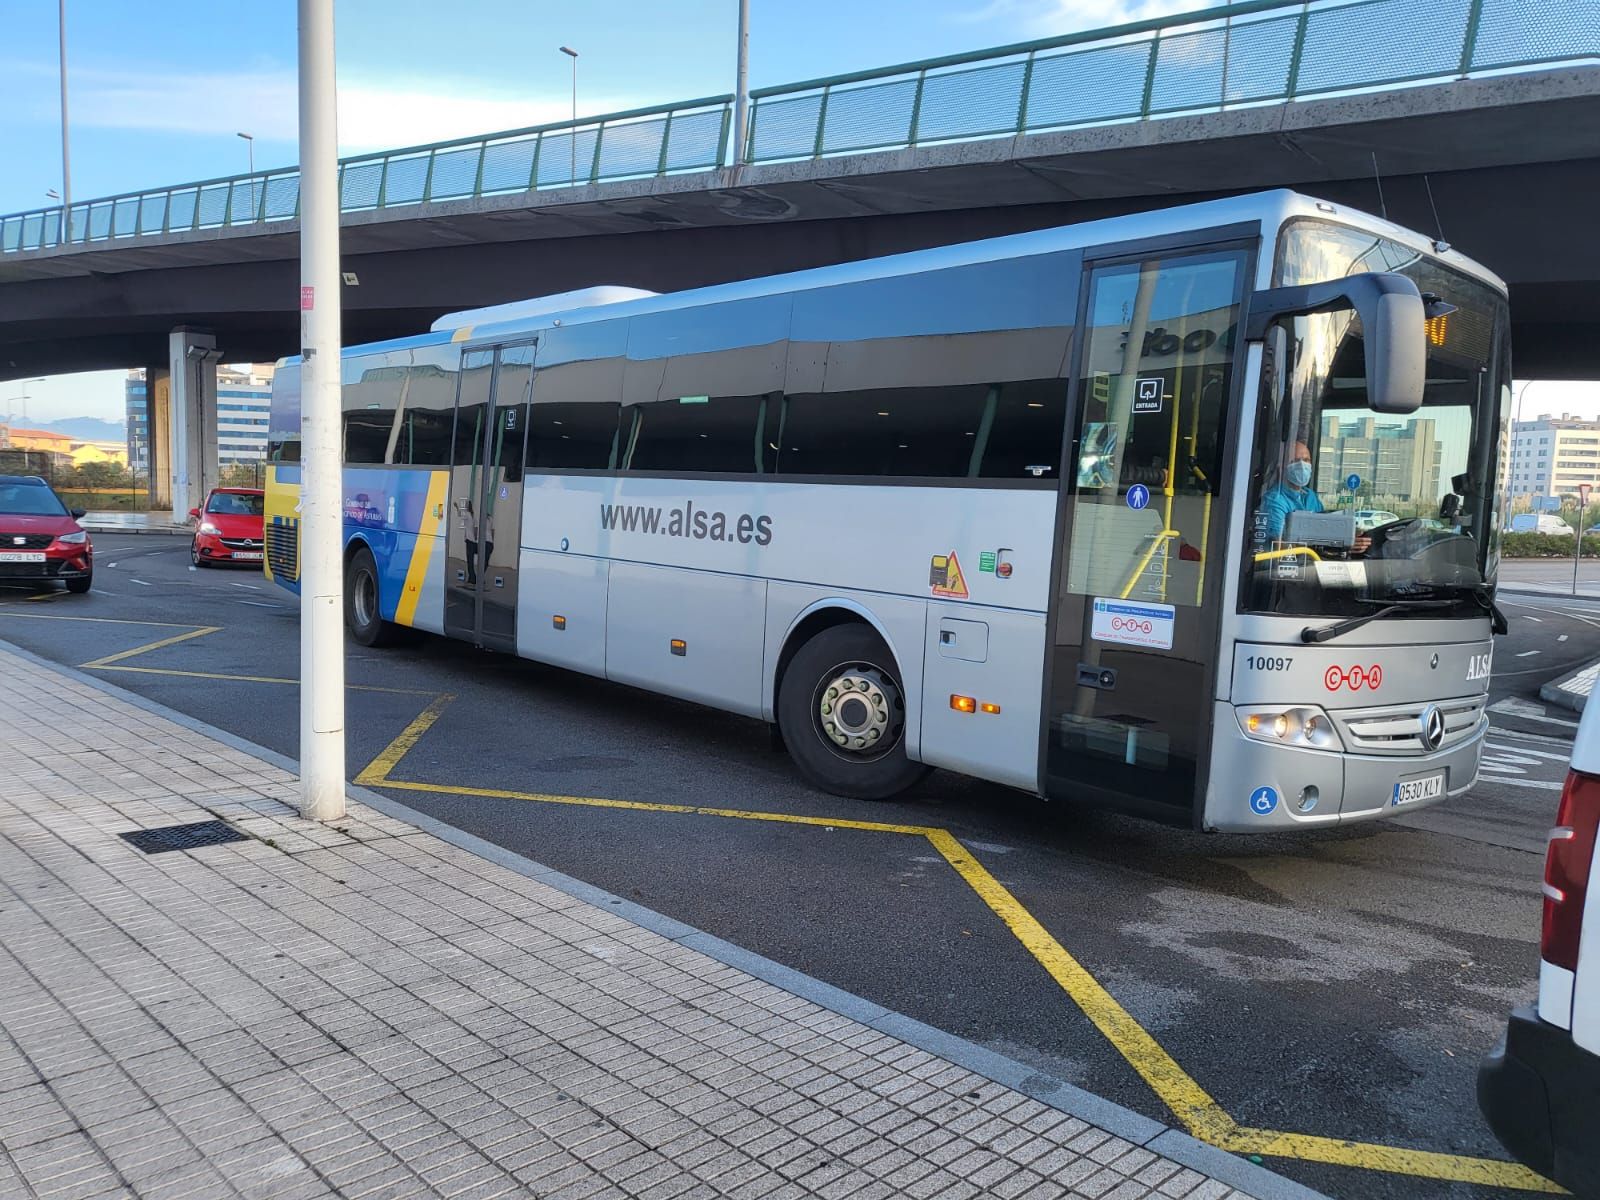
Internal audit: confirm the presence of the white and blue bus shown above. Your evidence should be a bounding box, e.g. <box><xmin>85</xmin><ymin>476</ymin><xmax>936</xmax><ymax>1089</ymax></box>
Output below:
<box><xmin>265</xmin><ymin>190</ymin><xmax>1511</xmax><ymax>831</ymax></box>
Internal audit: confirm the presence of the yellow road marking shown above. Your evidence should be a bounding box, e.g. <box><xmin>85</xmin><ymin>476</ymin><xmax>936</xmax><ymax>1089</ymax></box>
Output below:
<box><xmin>355</xmin><ymin>692</ymin><xmax>457</xmax><ymax>784</ymax></box>
<box><xmin>353</xmin><ymin>692</ymin><xmax>1565</xmax><ymax>1192</ymax></box>
<box><xmin>0</xmin><ymin>612</ymin><xmax>194</xmax><ymax>627</ymax></box>
<box><xmin>26</xmin><ymin>589</ymin><xmax>66</xmax><ymax>602</ymax></box>
<box><xmin>924</xmin><ymin>828</ymin><xmax>1235</xmax><ymax>1142</ymax></box>
<box><xmin>1221</xmin><ymin>1128</ymin><xmax>1563</xmax><ymax>1192</ymax></box>
<box><xmin>90</xmin><ymin>664</ymin><xmax>429</xmax><ymax>695</ymax></box>
<box><xmin>79</xmin><ymin>626</ymin><xmax>221</xmax><ymax>668</ymax></box>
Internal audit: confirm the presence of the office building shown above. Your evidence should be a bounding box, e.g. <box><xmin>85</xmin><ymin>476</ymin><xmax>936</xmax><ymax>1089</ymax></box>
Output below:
<box><xmin>126</xmin><ymin>363</ymin><xmax>276</xmax><ymax>470</ymax></box>
<box><xmin>1508</xmin><ymin>413</ymin><xmax>1600</xmax><ymax>500</ymax></box>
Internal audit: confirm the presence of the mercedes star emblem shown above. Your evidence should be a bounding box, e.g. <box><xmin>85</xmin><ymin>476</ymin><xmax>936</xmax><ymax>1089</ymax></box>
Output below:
<box><xmin>1419</xmin><ymin>704</ymin><xmax>1446</xmax><ymax>752</ymax></box>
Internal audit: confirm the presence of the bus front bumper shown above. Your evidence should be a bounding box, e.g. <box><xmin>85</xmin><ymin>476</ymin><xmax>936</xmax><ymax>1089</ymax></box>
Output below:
<box><xmin>1204</xmin><ymin>702</ymin><xmax>1485</xmax><ymax>831</ymax></box>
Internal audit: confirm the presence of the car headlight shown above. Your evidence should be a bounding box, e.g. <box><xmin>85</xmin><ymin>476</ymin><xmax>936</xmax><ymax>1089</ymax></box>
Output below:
<box><xmin>57</xmin><ymin>530</ymin><xmax>87</xmax><ymax>544</ymax></box>
<box><xmin>1237</xmin><ymin>705</ymin><xmax>1343</xmax><ymax>751</ymax></box>
<box><xmin>199</xmin><ymin>522</ymin><xmax>221</xmax><ymax>535</ymax></box>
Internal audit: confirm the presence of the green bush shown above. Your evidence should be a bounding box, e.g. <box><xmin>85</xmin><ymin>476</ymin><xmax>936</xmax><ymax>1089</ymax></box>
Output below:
<box><xmin>1501</xmin><ymin>532</ymin><xmax>1599</xmax><ymax>558</ymax></box>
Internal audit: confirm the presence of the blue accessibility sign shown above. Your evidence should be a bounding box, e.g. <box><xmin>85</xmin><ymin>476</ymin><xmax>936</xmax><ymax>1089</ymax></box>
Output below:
<box><xmin>1346</xmin><ymin>473</ymin><xmax>1361</xmax><ymax>491</ymax></box>
<box><xmin>1126</xmin><ymin>484</ymin><xmax>1150</xmax><ymax>511</ymax></box>
<box><xmin>1249</xmin><ymin>786</ymin><xmax>1279</xmax><ymax>816</ymax></box>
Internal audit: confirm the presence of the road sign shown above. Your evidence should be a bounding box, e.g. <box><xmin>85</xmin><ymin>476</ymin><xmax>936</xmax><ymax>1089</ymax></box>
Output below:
<box><xmin>1581</xmin><ymin>484</ymin><xmax>1593</xmax><ymax>507</ymax></box>
<box><xmin>1345</xmin><ymin>473</ymin><xmax>1360</xmax><ymax>491</ymax></box>
<box><xmin>1126</xmin><ymin>484</ymin><xmax>1150</xmax><ymax>510</ymax></box>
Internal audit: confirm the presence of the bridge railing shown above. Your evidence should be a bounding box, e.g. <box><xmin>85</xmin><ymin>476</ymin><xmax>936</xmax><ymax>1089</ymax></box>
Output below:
<box><xmin>0</xmin><ymin>96</ymin><xmax>733</xmax><ymax>255</ymax></box>
<box><xmin>3</xmin><ymin>0</ymin><xmax>1596</xmax><ymax>256</ymax></box>
<box><xmin>746</xmin><ymin>0</ymin><xmax>1598</xmax><ymax>161</ymax></box>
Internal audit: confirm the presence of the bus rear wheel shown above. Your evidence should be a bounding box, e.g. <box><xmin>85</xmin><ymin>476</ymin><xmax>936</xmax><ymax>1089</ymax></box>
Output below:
<box><xmin>344</xmin><ymin>546</ymin><xmax>401</xmax><ymax>647</ymax></box>
<box><xmin>777</xmin><ymin>624</ymin><xmax>928</xmax><ymax>800</ymax></box>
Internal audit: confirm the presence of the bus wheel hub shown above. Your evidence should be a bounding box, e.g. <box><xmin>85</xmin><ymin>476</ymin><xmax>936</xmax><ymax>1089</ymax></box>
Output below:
<box><xmin>818</xmin><ymin>667</ymin><xmax>899</xmax><ymax>754</ymax></box>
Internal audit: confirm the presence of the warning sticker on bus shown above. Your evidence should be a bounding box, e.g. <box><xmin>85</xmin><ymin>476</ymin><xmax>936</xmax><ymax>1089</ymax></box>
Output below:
<box><xmin>1091</xmin><ymin>598</ymin><xmax>1175</xmax><ymax>649</ymax></box>
<box><xmin>929</xmin><ymin>551</ymin><xmax>969</xmax><ymax>599</ymax></box>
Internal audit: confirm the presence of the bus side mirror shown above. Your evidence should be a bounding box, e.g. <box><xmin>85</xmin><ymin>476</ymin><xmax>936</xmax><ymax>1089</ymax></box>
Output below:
<box><xmin>1246</xmin><ymin>271</ymin><xmax>1426</xmax><ymax>415</ymax></box>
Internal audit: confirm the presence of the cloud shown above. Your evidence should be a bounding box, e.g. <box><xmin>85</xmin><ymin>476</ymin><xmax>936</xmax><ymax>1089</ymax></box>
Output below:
<box><xmin>3</xmin><ymin>58</ymin><xmax>645</xmax><ymax>159</ymax></box>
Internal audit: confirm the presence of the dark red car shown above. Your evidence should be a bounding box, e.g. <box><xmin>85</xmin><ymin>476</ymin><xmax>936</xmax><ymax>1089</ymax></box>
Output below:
<box><xmin>189</xmin><ymin>487</ymin><xmax>265</xmax><ymax>568</ymax></box>
<box><xmin>0</xmin><ymin>474</ymin><xmax>93</xmax><ymax>594</ymax></box>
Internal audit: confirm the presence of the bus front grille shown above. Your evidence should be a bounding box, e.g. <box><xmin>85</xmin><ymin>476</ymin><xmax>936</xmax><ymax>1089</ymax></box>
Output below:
<box><xmin>1334</xmin><ymin>697</ymin><xmax>1486</xmax><ymax>755</ymax></box>
<box><xmin>266</xmin><ymin>518</ymin><xmax>299</xmax><ymax>582</ymax></box>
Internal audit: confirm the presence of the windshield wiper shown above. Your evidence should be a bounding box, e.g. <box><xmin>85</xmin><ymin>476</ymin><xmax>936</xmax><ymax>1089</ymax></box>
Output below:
<box><xmin>1301</xmin><ymin>598</ymin><xmax>1457</xmax><ymax>644</ymax></box>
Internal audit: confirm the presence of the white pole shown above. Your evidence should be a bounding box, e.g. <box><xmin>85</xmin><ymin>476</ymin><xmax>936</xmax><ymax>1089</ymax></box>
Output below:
<box><xmin>58</xmin><ymin>0</ymin><xmax>72</xmax><ymax>243</ymax></box>
<box><xmin>297</xmin><ymin>0</ymin><xmax>346</xmax><ymax>821</ymax></box>
<box><xmin>733</xmin><ymin>0</ymin><xmax>750</xmax><ymax>166</ymax></box>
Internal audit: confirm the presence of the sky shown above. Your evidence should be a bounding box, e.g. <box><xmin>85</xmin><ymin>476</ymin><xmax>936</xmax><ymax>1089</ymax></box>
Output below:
<box><xmin>0</xmin><ymin>0</ymin><xmax>1593</xmax><ymax>424</ymax></box>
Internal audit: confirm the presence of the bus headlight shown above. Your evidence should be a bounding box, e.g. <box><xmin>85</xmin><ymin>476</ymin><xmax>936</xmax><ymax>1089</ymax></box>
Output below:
<box><xmin>1237</xmin><ymin>706</ymin><xmax>1343</xmax><ymax>751</ymax></box>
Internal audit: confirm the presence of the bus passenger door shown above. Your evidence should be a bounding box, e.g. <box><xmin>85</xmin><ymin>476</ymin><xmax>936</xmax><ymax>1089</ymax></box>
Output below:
<box><xmin>445</xmin><ymin>349</ymin><xmax>494</xmax><ymax>644</ymax></box>
<box><xmin>1043</xmin><ymin>243</ymin><xmax>1249</xmax><ymax>822</ymax></box>
<box><xmin>477</xmin><ymin>342</ymin><xmax>534</xmax><ymax>653</ymax></box>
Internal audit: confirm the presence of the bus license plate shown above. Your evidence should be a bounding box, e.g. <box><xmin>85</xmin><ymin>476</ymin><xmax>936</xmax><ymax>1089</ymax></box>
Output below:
<box><xmin>233</xmin><ymin>552</ymin><xmax>263</xmax><ymax>561</ymax></box>
<box><xmin>1392</xmin><ymin>772</ymin><xmax>1445</xmax><ymax>806</ymax></box>
<box><xmin>0</xmin><ymin>552</ymin><xmax>45</xmax><ymax>563</ymax></box>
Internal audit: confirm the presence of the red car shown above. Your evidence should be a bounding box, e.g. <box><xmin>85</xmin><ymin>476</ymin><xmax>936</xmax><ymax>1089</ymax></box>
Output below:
<box><xmin>189</xmin><ymin>487</ymin><xmax>266</xmax><ymax>568</ymax></box>
<box><xmin>0</xmin><ymin>474</ymin><xmax>93</xmax><ymax>594</ymax></box>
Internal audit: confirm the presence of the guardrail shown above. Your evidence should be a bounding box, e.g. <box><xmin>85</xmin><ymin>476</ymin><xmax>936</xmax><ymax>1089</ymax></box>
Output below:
<box><xmin>3</xmin><ymin>0</ymin><xmax>1595</xmax><ymax>256</ymax></box>
<box><xmin>1</xmin><ymin>96</ymin><xmax>734</xmax><ymax>255</ymax></box>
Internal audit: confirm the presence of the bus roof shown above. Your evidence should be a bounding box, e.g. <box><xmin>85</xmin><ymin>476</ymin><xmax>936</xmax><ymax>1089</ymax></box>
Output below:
<box><xmin>279</xmin><ymin>190</ymin><xmax>1506</xmax><ymax>367</ymax></box>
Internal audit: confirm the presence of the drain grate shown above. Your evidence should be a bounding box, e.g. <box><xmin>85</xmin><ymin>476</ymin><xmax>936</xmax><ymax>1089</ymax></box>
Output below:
<box><xmin>119</xmin><ymin>820</ymin><xmax>249</xmax><ymax>855</ymax></box>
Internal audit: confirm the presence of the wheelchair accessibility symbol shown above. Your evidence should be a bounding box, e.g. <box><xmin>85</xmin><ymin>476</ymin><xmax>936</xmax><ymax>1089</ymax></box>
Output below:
<box><xmin>1249</xmin><ymin>786</ymin><xmax>1279</xmax><ymax>816</ymax></box>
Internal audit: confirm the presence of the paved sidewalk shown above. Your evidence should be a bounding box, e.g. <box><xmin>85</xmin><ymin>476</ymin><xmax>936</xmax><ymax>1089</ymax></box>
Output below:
<box><xmin>1541</xmin><ymin>657</ymin><xmax>1599</xmax><ymax>714</ymax></box>
<box><xmin>0</xmin><ymin>644</ymin><xmax>1300</xmax><ymax>1200</ymax></box>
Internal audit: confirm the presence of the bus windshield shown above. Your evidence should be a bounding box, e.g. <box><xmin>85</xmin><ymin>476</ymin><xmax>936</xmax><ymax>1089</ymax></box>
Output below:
<box><xmin>1243</xmin><ymin>219</ymin><xmax>1511</xmax><ymax>620</ymax></box>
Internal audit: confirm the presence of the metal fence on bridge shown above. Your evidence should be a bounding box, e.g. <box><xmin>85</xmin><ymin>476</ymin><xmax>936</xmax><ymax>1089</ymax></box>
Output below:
<box><xmin>2</xmin><ymin>0</ymin><xmax>1596</xmax><ymax>255</ymax></box>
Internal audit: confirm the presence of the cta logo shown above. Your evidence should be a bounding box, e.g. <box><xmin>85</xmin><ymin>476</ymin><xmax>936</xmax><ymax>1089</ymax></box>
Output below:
<box><xmin>1110</xmin><ymin>616</ymin><xmax>1155</xmax><ymax>635</ymax></box>
<box><xmin>1324</xmin><ymin>664</ymin><xmax>1383</xmax><ymax>692</ymax></box>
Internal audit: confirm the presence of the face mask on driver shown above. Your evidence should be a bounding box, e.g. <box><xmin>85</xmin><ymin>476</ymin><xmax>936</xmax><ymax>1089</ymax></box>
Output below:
<box><xmin>1285</xmin><ymin>459</ymin><xmax>1314</xmax><ymax>488</ymax></box>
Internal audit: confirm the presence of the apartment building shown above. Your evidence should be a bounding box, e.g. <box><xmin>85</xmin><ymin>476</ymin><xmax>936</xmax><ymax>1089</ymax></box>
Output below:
<box><xmin>1508</xmin><ymin>413</ymin><xmax>1600</xmax><ymax>500</ymax></box>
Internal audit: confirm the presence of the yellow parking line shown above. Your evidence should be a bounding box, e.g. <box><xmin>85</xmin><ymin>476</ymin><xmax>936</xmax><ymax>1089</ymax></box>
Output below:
<box><xmin>924</xmin><ymin>828</ymin><xmax>1236</xmax><ymax>1142</ymax></box>
<box><xmin>355</xmin><ymin>692</ymin><xmax>457</xmax><ymax>783</ymax></box>
<box><xmin>334</xmin><ymin>696</ymin><xmax>1581</xmax><ymax>1191</ymax></box>
<box><xmin>80</xmin><ymin>626</ymin><xmax>221</xmax><ymax>668</ymax></box>
<box><xmin>1223</xmin><ymin>1128</ymin><xmax>1564</xmax><ymax>1192</ymax></box>
<box><xmin>0</xmin><ymin>612</ymin><xmax>194</xmax><ymax>627</ymax></box>
<box><xmin>90</xmin><ymin>664</ymin><xmax>430</xmax><ymax>695</ymax></box>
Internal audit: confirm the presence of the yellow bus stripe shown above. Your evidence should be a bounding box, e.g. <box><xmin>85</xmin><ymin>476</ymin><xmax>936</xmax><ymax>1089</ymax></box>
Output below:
<box><xmin>395</xmin><ymin>472</ymin><xmax>449</xmax><ymax>627</ymax></box>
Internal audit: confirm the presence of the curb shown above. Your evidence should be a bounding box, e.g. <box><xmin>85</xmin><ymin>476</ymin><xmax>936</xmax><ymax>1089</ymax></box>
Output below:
<box><xmin>81</xmin><ymin>523</ymin><xmax>191</xmax><ymax>537</ymax></box>
<box><xmin>0</xmin><ymin>635</ymin><xmax>1329</xmax><ymax>1200</ymax></box>
<box><xmin>1540</xmin><ymin>657</ymin><xmax>1598</xmax><ymax>715</ymax></box>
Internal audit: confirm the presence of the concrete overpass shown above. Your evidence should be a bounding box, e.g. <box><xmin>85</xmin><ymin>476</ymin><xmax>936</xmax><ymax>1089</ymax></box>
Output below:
<box><xmin>1</xmin><ymin>0</ymin><xmax>1596</xmax><ymax>509</ymax></box>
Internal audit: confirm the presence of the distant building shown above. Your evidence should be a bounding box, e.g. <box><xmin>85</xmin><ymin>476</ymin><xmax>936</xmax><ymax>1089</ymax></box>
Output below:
<box><xmin>126</xmin><ymin>363</ymin><xmax>276</xmax><ymax>470</ymax></box>
<box><xmin>1508</xmin><ymin>413</ymin><xmax>1600</xmax><ymax>501</ymax></box>
<box><xmin>1316</xmin><ymin>414</ymin><xmax>1441</xmax><ymax>504</ymax></box>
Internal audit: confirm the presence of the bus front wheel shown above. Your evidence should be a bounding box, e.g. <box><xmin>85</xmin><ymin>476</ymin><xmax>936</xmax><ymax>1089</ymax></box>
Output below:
<box><xmin>344</xmin><ymin>546</ymin><xmax>401</xmax><ymax>647</ymax></box>
<box><xmin>778</xmin><ymin>624</ymin><xmax>928</xmax><ymax>801</ymax></box>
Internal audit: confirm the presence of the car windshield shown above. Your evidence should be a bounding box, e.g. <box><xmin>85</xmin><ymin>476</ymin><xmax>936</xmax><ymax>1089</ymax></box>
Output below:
<box><xmin>0</xmin><ymin>482</ymin><xmax>68</xmax><ymax>517</ymax></box>
<box><xmin>207</xmin><ymin>492</ymin><xmax>264</xmax><ymax>516</ymax></box>
<box><xmin>1242</xmin><ymin>219</ymin><xmax>1512</xmax><ymax>620</ymax></box>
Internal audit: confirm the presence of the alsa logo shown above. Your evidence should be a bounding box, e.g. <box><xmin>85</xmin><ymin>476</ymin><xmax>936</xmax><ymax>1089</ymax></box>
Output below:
<box><xmin>1466</xmin><ymin>653</ymin><xmax>1492</xmax><ymax>682</ymax></box>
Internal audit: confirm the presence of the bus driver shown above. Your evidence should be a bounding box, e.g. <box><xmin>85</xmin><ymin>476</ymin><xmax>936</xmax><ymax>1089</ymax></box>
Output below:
<box><xmin>1254</xmin><ymin>440</ymin><xmax>1371</xmax><ymax>553</ymax></box>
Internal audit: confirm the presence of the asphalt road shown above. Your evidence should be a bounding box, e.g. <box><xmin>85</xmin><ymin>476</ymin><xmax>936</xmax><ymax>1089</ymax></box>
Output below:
<box><xmin>2</xmin><ymin>535</ymin><xmax>1592</xmax><ymax>1200</ymax></box>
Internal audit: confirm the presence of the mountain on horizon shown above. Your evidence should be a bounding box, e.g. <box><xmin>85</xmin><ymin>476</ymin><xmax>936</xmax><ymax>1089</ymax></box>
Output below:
<box><xmin>2</xmin><ymin>416</ymin><xmax>126</xmax><ymax>443</ymax></box>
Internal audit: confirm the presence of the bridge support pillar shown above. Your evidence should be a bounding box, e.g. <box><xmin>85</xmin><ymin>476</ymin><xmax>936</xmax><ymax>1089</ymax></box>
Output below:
<box><xmin>167</xmin><ymin>329</ymin><xmax>221</xmax><ymax>519</ymax></box>
<box><xmin>143</xmin><ymin>365</ymin><xmax>171</xmax><ymax>511</ymax></box>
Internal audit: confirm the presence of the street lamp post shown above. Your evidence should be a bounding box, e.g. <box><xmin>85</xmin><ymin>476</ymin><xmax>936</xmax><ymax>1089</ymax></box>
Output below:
<box><xmin>559</xmin><ymin>46</ymin><xmax>578</xmax><ymax>185</ymax></box>
<box><xmin>57</xmin><ymin>0</ymin><xmax>72</xmax><ymax>244</ymax></box>
<box><xmin>237</xmin><ymin>132</ymin><xmax>256</xmax><ymax>220</ymax></box>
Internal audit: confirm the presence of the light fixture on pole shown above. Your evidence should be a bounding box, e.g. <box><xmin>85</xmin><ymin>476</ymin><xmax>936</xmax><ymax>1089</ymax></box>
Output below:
<box><xmin>57</xmin><ymin>0</ymin><xmax>72</xmax><ymax>244</ymax></box>
<box><xmin>559</xmin><ymin>46</ymin><xmax>578</xmax><ymax>185</ymax></box>
<box><xmin>237</xmin><ymin>132</ymin><xmax>256</xmax><ymax>220</ymax></box>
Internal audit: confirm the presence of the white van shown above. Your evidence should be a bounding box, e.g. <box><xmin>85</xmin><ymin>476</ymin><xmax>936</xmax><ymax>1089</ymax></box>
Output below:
<box><xmin>1478</xmin><ymin>696</ymin><xmax>1600</xmax><ymax>1193</ymax></box>
<box><xmin>1509</xmin><ymin>513</ymin><xmax>1576</xmax><ymax>535</ymax></box>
